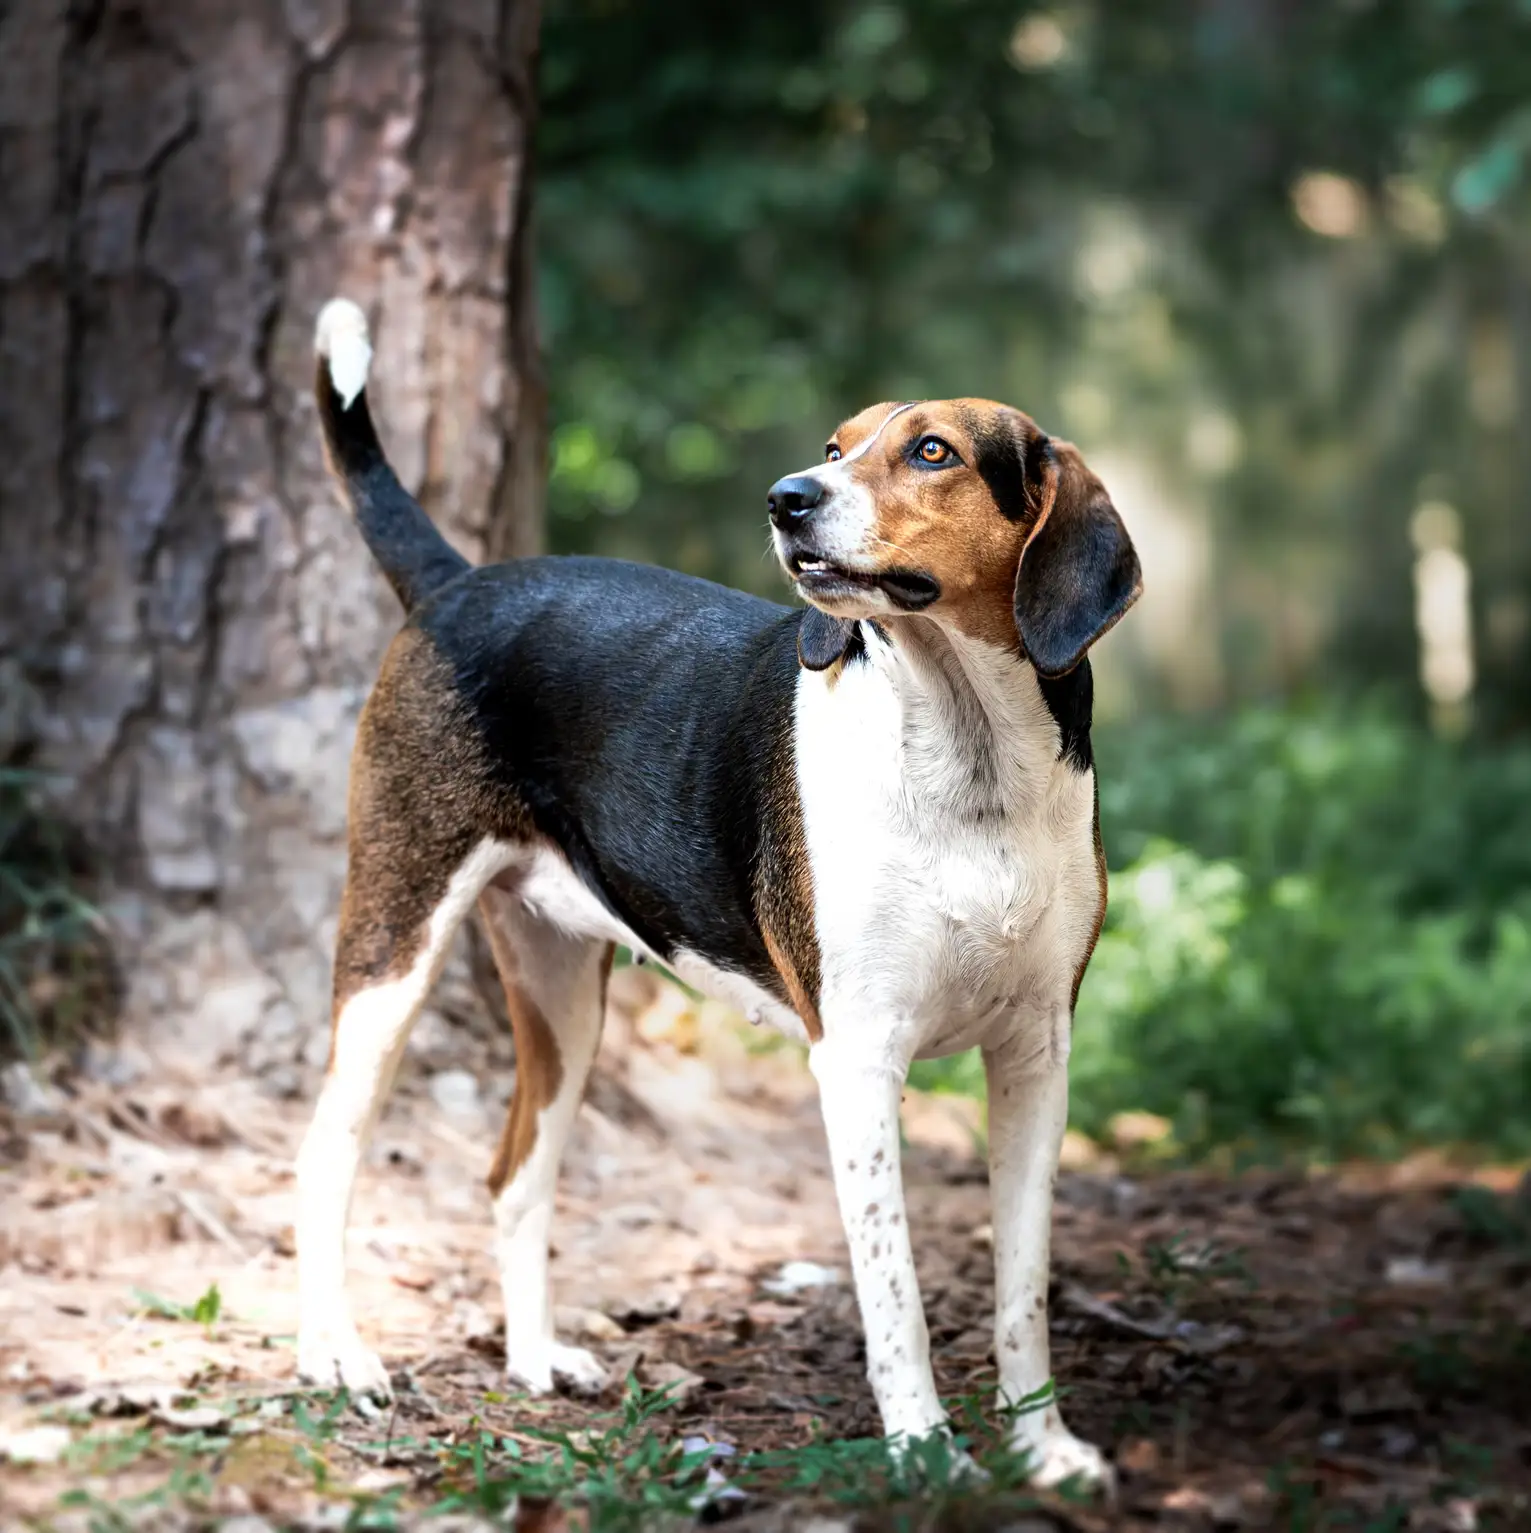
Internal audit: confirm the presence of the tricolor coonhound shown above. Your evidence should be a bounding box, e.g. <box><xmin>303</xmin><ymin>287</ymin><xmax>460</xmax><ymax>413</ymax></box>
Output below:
<box><xmin>295</xmin><ymin>298</ymin><xmax>1141</xmax><ymax>1487</ymax></box>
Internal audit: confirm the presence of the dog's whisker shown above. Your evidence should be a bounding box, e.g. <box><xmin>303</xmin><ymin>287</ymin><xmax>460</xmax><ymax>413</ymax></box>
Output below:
<box><xmin>868</xmin><ymin>532</ymin><xmax>919</xmax><ymax>563</ymax></box>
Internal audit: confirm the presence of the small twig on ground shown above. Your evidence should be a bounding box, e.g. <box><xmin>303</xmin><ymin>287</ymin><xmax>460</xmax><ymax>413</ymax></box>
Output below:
<box><xmin>1060</xmin><ymin>1283</ymin><xmax>1179</xmax><ymax>1341</ymax></box>
<box><xmin>173</xmin><ymin>1189</ymin><xmax>248</xmax><ymax>1255</ymax></box>
<box><xmin>421</xmin><ymin>1117</ymin><xmax>490</xmax><ymax>1161</ymax></box>
<box><xmin>1060</xmin><ymin>1283</ymin><xmax>1243</xmax><ymax>1355</ymax></box>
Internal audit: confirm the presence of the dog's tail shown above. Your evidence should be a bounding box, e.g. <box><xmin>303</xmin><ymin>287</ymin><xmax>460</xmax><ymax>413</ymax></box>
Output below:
<box><xmin>313</xmin><ymin>298</ymin><xmax>471</xmax><ymax>611</ymax></box>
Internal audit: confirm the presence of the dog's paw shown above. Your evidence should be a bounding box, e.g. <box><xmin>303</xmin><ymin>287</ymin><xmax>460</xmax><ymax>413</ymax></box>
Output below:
<box><xmin>1015</xmin><ymin>1426</ymin><xmax>1113</xmax><ymax>1492</ymax></box>
<box><xmin>297</xmin><ymin>1332</ymin><xmax>393</xmax><ymax>1400</ymax></box>
<box><xmin>505</xmin><ymin>1339</ymin><xmax>607</xmax><ymax>1395</ymax></box>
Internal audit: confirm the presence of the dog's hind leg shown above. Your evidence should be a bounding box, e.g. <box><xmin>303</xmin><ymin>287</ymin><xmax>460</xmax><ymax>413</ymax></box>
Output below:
<box><xmin>296</xmin><ymin>632</ymin><xmax>513</xmax><ymax>1397</ymax></box>
<box><xmin>478</xmin><ymin>886</ymin><xmax>611</xmax><ymax>1392</ymax></box>
<box><xmin>295</xmin><ymin>840</ymin><xmax>505</xmax><ymax>1395</ymax></box>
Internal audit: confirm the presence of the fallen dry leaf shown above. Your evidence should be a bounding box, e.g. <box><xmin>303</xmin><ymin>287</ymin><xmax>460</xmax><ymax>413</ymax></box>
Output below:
<box><xmin>1117</xmin><ymin>1436</ymin><xmax>1160</xmax><ymax>1474</ymax></box>
<box><xmin>643</xmin><ymin>1359</ymin><xmax>705</xmax><ymax>1403</ymax></box>
<box><xmin>1106</xmin><ymin>1110</ymin><xmax>1174</xmax><ymax>1152</ymax></box>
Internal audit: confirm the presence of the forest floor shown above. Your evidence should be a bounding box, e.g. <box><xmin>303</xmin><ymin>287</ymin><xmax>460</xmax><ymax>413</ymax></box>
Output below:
<box><xmin>2</xmin><ymin>968</ymin><xmax>1529</xmax><ymax>1532</ymax></box>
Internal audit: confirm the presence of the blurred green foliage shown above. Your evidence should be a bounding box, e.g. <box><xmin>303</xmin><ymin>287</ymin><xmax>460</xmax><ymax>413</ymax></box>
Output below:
<box><xmin>541</xmin><ymin>0</ymin><xmax>1531</xmax><ymax>720</ymax></box>
<box><xmin>917</xmin><ymin>707</ymin><xmax>1531</xmax><ymax>1159</ymax></box>
<box><xmin>1085</xmin><ymin>706</ymin><xmax>1531</xmax><ymax>1158</ymax></box>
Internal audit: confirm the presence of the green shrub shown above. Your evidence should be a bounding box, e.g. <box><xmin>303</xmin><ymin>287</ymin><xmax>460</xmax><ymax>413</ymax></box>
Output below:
<box><xmin>1077</xmin><ymin>707</ymin><xmax>1531</xmax><ymax>1159</ymax></box>
<box><xmin>0</xmin><ymin>769</ymin><xmax>113</xmax><ymax>1060</ymax></box>
<box><xmin>915</xmin><ymin>706</ymin><xmax>1531</xmax><ymax>1161</ymax></box>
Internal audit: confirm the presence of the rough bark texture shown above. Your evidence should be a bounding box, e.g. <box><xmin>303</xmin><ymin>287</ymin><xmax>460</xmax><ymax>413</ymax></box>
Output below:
<box><xmin>0</xmin><ymin>0</ymin><xmax>543</xmax><ymax>1083</ymax></box>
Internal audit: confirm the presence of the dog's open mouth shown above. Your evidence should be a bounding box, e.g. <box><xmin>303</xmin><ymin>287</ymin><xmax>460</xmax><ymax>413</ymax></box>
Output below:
<box><xmin>789</xmin><ymin>556</ymin><xmax>940</xmax><ymax>611</ymax></box>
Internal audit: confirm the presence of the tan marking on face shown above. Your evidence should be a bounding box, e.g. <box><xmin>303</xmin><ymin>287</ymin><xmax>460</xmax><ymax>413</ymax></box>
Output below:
<box><xmin>824</xmin><ymin>398</ymin><xmax>1045</xmax><ymax>651</ymax></box>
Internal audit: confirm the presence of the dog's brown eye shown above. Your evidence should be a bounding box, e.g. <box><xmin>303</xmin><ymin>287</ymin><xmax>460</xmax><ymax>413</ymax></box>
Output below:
<box><xmin>918</xmin><ymin>437</ymin><xmax>951</xmax><ymax>464</ymax></box>
<box><xmin>825</xmin><ymin>445</ymin><xmax>842</xmax><ymax>462</ymax></box>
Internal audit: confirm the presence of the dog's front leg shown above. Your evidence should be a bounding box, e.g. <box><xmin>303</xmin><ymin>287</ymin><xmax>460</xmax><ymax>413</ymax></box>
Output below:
<box><xmin>811</xmin><ymin>1037</ymin><xmax>946</xmax><ymax>1443</ymax></box>
<box><xmin>984</xmin><ymin>1017</ymin><xmax>1109</xmax><ymax>1489</ymax></box>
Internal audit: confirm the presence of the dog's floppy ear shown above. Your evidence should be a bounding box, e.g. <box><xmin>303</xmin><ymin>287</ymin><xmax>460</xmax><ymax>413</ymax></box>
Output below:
<box><xmin>1014</xmin><ymin>435</ymin><xmax>1141</xmax><ymax>678</ymax></box>
<box><xmin>798</xmin><ymin>608</ymin><xmax>856</xmax><ymax>670</ymax></box>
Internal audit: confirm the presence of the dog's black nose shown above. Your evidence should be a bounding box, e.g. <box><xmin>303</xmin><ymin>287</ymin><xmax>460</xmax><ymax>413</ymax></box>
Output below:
<box><xmin>767</xmin><ymin>474</ymin><xmax>824</xmax><ymax>530</ymax></box>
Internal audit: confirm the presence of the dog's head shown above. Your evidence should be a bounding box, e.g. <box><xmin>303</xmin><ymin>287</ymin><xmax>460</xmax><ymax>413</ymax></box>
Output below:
<box><xmin>768</xmin><ymin>400</ymin><xmax>1141</xmax><ymax>676</ymax></box>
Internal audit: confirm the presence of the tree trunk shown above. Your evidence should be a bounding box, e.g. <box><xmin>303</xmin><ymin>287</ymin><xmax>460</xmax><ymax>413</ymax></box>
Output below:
<box><xmin>0</xmin><ymin>0</ymin><xmax>543</xmax><ymax>1084</ymax></box>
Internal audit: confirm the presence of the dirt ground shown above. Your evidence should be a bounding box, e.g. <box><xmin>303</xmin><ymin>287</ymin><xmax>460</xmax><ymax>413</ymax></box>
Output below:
<box><xmin>2</xmin><ymin>969</ymin><xmax>1529</xmax><ymax>1530</ymax></box>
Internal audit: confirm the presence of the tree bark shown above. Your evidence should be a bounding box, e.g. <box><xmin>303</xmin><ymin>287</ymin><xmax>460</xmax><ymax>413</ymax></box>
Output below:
<box><xmin>0</xmin><ymin>0</ymin><xmax>543</xmax><ymax>1082</ymax></box>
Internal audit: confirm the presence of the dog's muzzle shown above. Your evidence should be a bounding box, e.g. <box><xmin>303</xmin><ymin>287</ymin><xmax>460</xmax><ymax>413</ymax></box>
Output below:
<box><xmin>768</xmin><ymin>471</ymin><xmax>939</xmax><ymax>612</ymax></box>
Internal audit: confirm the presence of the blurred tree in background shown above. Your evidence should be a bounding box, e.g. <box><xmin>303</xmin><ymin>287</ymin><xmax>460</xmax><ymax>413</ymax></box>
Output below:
<box><xmin>539</xmin><ymin>0</ymin><xmax>1531</xmax><ymax>728</ymax></box>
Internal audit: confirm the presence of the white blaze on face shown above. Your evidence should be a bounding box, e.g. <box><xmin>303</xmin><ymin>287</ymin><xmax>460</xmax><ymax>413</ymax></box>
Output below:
<box><xmin>830</xmin><ymin>401</ymin><xmax>921</xmax><ymax>467</ymax></box>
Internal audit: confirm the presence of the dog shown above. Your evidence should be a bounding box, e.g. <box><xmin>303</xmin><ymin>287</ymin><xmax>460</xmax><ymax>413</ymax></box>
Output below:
<box><xmin>295</xmin><ymin>298</ymin><xmax>1141</xmax><ymax>1487</ymax></box>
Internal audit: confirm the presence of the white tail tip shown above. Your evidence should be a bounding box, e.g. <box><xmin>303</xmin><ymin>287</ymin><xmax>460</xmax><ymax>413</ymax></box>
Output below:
<box><xmin>315</xmin><ymin>298</ymin><xmax>372</xmax><ymax>410</ymax></box>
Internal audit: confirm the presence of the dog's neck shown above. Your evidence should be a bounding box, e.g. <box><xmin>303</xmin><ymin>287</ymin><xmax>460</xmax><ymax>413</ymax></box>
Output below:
<box><xmin>857</xmin><ymin>615</ymin><xmax>1064</xmax><ymax>820</ymax></box>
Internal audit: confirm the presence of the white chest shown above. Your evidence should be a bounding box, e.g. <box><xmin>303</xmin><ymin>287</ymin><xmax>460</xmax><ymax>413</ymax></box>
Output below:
<box><xmin>794</xmin><ymin>632</ymin><xmax>1101</xmax><ymax>1059</ymax></box>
